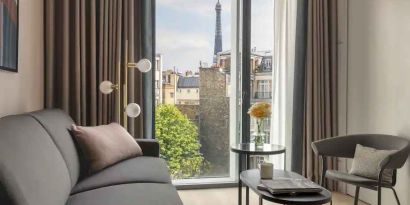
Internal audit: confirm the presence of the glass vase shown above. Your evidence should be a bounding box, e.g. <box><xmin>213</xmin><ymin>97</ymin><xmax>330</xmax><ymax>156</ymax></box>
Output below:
<box><xmin>251</xmin><ymin>118</ymin><xmax>267</xmax><ymax>148</ymax></box>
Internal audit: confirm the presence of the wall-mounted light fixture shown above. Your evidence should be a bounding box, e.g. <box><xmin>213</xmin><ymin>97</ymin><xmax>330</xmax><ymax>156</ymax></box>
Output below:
<box><xmin>99</xmin><ymin>41</ymin><xmax>152</xmax><ymax>129</ymax></box>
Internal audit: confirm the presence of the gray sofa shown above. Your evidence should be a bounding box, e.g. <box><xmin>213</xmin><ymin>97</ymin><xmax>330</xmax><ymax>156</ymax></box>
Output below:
<box><xmin>0</xmin><ymin>109</ymin><xmax>183</xmax><ymax>205</ymax></box>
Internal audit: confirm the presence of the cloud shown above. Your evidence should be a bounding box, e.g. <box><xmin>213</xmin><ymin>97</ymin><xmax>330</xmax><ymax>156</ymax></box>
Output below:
<box><xmin>156</xmin><ymin>0</ymin><xmax>274</xmax><ymax>71</ymax></box>
<box><xmin>156</xmin><ymin>28</ymin><xmax>213</xmax><ymax>69</ymax></box>
<box><xmin>251</xmin><ymin>0</ymin><xmax>274</xmax><ymax>51</ymax></box>
<box><xmin>157</xmin><ymin>28</ymin><xmax>211</xmax><ymax>50</ymax></box>
<box><xmin>157</xmin><ymin>0</ymin><xmax>231</xmax><ymax>17</ymax></box>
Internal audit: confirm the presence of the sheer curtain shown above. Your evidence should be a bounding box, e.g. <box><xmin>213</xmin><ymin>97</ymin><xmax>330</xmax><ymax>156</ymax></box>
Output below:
<box><xmin>271</xmin><ymin>0</ymin><xmax>297</xmax><ymax>170</ymax></box>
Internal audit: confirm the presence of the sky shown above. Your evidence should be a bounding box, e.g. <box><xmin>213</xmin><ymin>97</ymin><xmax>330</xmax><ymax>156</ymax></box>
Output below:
<box><xmin>156</xmin><ymin>0</ymin><xmax>274</xmax><ymax>72</ymax></box>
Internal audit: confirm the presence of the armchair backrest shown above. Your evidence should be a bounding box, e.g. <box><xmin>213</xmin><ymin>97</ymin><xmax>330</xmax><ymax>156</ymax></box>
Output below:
<box><xmin>312</xmin><ymin>134</ymin><xmax>410</xmax><ymax>169</ymax></box>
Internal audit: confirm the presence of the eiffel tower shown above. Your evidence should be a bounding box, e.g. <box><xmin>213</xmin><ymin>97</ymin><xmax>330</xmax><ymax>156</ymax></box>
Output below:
<box><xmin>213</xmin><ymin>0</ymin><xmax>222</xmax><ymax>64</ymax></box>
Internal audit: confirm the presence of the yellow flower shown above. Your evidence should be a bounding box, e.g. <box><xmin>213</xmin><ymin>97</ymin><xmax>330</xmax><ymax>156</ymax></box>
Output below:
<box><xmin>248</xmin><ymin>102</ymin><xmax>271</xmax><ymax>119</ymax></box>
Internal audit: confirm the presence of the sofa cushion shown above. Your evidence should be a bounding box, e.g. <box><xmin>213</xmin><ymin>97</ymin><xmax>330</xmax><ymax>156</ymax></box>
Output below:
<box><xmin>71</xmin><ymin>157</ymin><xmax>171</xmax><ymax>194</ymax></box>
<box><xmin>67</xmin><ymin>183</ymin><xmax>183</xmax><ymax>205</ymax></box>
<box><xmin>71</xmin><ymin>123</ymin><xmax>143</xmax><ymax>174</ymax></box>
<box><xmin>30</xmin><ymin>109</ymin><xmax>82</xmax><ymax>186</ymax></box>
<box><xmin>0</xmin><ymin>115</ymin><xmax>71</xmax><ymax>205</ymax></box>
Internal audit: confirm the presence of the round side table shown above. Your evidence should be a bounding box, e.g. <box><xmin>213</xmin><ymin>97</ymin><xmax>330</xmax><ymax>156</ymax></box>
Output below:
<box><xmin>230</xmin><ymin>143</ymin><xmax>286</xmax><ymax>205</ymax></box>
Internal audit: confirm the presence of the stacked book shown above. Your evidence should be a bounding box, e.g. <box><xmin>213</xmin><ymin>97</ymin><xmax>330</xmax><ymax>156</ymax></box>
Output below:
<box><xmin>257</xmin><ymin>178</ymin><xmax>322</xmax><ymax>195</ymax></box>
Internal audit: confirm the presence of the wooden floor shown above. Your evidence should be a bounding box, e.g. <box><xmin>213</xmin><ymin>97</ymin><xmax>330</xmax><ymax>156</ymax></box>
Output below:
<box><xmin>179</xmin><ymin>188</ymin><xmax>369</xmax><ymax>205</ymax></box>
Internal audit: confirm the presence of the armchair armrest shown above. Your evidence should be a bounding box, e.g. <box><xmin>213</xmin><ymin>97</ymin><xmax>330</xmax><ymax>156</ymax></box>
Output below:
<box><xmin>383</xmin><ymin>147</ymin><xmax>410</xmax><ymax>169</ymax></box>
<box><xmin>312</xmin><ymin>135</ymin><xmax>358</xmax><ymax>186</ymax></box>
<box><xmin>136</xmin><ymin>139</ymin><xmax>160</xmax><ymax>157</ymax></box>
<box><xmin>311</xmin><ymin>135</ymin><xmax>358</xmax><ymax>158</ymax></box>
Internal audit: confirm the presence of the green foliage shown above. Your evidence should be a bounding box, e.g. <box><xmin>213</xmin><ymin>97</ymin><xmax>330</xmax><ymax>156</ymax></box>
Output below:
<box><xmin>155</xmin><ymin>104</ymin><xmax>208</xmax><ymax>179</ymax></box>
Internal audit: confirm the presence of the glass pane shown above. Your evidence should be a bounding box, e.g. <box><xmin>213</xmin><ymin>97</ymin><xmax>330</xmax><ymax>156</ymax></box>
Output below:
<box><xmin>155</xmin><ymin>0</ymin><xmax>233</xmax><ymax>180</ymax></box>
<box><xmin>249</xmin><ymin>0</ymin><xmax>274</xmax><ymax>141</ymax></box>
<box><xmin>247</xmin><ymin>0</ymin><xmax>275</xmax><ymax>168</ymax></box>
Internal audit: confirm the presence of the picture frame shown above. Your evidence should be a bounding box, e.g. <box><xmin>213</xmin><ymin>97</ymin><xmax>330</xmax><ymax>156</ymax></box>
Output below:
<box><xmin>0</xmin><ymin>0</ymin><xmax>19</xmax><ymax>72</ymax></box>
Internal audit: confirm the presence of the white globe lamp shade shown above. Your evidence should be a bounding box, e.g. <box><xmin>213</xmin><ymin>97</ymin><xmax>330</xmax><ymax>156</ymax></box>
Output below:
<box><xmin>136</xmin><ymin>59</ymin><xmax>152</xmax><ymax>73</ymax></box>
<box><xmin>99</xmin><ymin>81</ymin><xmax>114</xmax><ymax>94</ymax></box>
<box><xmin>125</xmin><ymin>103</ymin><xmax>141</xmax><ymax>118</ymax></box>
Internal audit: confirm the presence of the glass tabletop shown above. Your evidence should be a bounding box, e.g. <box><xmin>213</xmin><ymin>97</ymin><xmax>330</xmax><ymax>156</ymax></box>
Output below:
<box><xmin>230</xmin><ymin>143</ymin><xmax>286</xmax><ymax>155</ymax></box>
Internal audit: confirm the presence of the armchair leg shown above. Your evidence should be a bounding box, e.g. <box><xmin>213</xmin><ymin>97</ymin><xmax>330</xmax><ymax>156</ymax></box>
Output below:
<box><xmin>391</xmin><ymin>188</ymin><xmax>401</xmax><ymax>205</ymax></box>
<box><xmin>354</xmin><ymin>186</ymin><xmax>360</xmax><ymax>205</ymax></box>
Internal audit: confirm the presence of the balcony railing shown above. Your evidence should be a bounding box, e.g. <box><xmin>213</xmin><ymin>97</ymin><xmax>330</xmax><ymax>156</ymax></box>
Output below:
<box><xmin>254</xmin><ymin>92</ymin><xmax>271</xmax><ymax>99</ymax></box>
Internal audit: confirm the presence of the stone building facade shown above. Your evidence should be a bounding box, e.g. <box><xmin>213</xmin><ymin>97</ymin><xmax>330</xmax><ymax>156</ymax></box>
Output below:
<box><xmin>162</xmin><ymin>70</ymin><xmax>178</xmax><ymax>105</ymax></box>
<box><xmin>176</xmin><ymin>104</ymin><xmax>199</xmax><ymax>126</ymax></box>
<box><xmin>199</xmin><ymin>66</ymin><xmax>230</xmax><ymax>176</ymax></box>
<box><xmin>176</xmin><ymin>76</ymin><xmax>200</xmax><ymax>105</ymax></box>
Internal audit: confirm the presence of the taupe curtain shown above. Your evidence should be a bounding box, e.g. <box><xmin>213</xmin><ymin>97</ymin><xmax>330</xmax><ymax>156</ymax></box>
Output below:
<box><xmin>44</xmin><ymin>0</ymin><xmax>146</xmax><ymax>138</ymax></box>
<box><xmin>292</xmin><ymin>0</ymin><xmax>339</xmax><ymax>190</ymax></box>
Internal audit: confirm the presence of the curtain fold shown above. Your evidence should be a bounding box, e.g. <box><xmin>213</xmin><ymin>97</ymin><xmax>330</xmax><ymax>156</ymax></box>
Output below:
<box><xmin>292</xmin><ymin>0</ymin><xmax>339</xmax><ymax>190</ymax></box>
<box><xmin>272</xmin><ymin>0</ymin><xmax>298</xmax><ymax>170</ymax></box>
<box><xmin>45</xmin><ymin>0</ymin><xmax>149</xmax><ymax>138</ymax></box>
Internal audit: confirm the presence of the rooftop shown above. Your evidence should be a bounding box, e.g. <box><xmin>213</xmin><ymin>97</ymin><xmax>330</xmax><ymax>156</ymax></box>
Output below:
<box><xmin>177</xmin><ymin>76</ymin><xmax>199</xmax><ymax>88</ymax></box>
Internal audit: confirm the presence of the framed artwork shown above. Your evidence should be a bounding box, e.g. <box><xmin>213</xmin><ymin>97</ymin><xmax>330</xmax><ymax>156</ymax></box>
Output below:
<box><xmin>0</xmin><ymin>0</ymin><xmax>18</xmax><ymax>72</ymax></box>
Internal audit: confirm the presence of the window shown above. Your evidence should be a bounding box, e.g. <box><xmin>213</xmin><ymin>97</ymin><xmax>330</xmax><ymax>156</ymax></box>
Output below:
<box><xmin>170</xmin><ymin>92</ymin><xmax>174</xmax><ymax>98</ymax></box>
<box><xmin>248</xmin><ymin>0</ymin><xmax>285</xmax><ymax>170</ymax></box>
<box><xmin>156</xmin><ymin>0</ymin><xmax>233</xmax><ymax>183</ymax></box>
<box><xmin>255</xmin><ymin>80</ymin><xmax>271</xmax><ymax>99</ymax></box>
<box><xmin>249</xmin><ymin>0</ymin><xmax>274</xmax><ymax>131</ymax></box>
<box><xmin>155</xmin><ymin>0</ymin><xmax>283</xmax><ymax>185</ymax></box>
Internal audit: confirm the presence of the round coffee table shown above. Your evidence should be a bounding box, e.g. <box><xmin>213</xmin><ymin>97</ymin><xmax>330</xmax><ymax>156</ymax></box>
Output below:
<box><xmin>231</xmin><ymin>143</ymin><xmax>286</xmax><ymax>205</ymax></box>
<box><xmin>241</xmin><ymin>169</ymin><xmax>332</xmax><ymax>205</ymax></box>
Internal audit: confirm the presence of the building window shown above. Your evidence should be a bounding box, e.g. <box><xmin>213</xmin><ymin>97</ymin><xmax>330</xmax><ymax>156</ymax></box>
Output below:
<box><xmin>170</xmin><ymin>92</ymin><xmax>174</xmax><ymax>98</ymax></box>
<box><xmin>187</xmin><ymin>89</ymin><xmax>190</xmax><ymax>93</ymax></box>
<box><xmin>258</xmin><ymin>80</ymin><xmax>270</xmax><ymax>92</ymax></box>
<box><xmin>255</xmin><ymin>80</ymin><xmax>271</xmax><ymax>99</ymax></box>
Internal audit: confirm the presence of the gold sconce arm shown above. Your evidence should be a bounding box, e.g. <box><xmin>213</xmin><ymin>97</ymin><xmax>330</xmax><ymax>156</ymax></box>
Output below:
<box><xmin>127</xmin><ymin>62</ymin><xmax>139</xmax><ymax>68</ymax></box>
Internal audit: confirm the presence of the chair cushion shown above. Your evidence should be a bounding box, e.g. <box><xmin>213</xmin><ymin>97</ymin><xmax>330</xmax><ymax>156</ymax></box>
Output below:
<box><xmin>71</xmin><ymin>157</ymin><xmax>171</xmax><ymax>194</ymax></box>
<box><xmin>67</xmin><ymin>183</ymin><xmax>183</xmax><ymax>205</ymax></box>
<box><xmin>326</xmin><ymin>170</ymin><xmax>392</xmax><ymax>187</ymax></box>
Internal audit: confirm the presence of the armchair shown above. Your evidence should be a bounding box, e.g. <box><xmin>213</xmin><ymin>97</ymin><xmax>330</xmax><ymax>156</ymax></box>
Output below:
<box><xmin>311</xmin><ymin>134</ymin><xmax>410</xmax><ymax>205</ymax></box>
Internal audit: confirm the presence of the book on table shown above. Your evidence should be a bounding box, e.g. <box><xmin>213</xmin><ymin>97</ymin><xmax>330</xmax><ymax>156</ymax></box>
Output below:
<box><xmin>257</xmin><ymin>178</ymin><xmax>322</xmax><ymax>195</ymax></box>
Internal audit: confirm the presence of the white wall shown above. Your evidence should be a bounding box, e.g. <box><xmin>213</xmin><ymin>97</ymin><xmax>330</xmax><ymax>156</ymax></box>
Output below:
<box><xmin>346</xmin><ymin>0</ymin><xmax>410</xmax><ymax>204</ymax></box>
<box><xmin>0</xmin><ymin>0</ymin><xmax>44</xmax><ymax>117</ymax></box>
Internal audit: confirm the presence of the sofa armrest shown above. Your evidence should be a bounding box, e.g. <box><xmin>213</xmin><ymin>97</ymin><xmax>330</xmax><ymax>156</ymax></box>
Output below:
<box><xmin>136</xmin><ymin>139</ymin><xmax>160</xmax><ymax>157</ymax></box>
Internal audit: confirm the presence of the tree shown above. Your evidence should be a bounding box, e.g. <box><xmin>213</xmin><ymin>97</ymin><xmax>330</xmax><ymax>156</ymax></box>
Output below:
<box><xmin>155</xmin><ymin>104</ymin><xmax>208</xmax><ymax>179</ymax></box>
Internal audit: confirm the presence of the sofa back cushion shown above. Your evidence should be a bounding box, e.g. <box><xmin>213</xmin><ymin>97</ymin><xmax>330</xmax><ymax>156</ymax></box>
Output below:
<box><xmin>0</xmin><ymin>115</ymin><xmax>71</xmax><ymax>205</ymax></box>
<box><xmin>30</xmin><ymin>109</ymin><xmax>82</xmax><ymax>186</ymax></box>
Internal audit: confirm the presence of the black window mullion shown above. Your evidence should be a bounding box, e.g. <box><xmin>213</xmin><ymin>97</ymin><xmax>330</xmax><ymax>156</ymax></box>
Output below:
<box><xmin>241</xmin><ymin>0</ymin><xmax>251</xmax><ymax>143</ymax></box>
<box><xmin>142</xmin><ymin>0</ymin><xmax>156</xmax><ymax>139</ymax></box>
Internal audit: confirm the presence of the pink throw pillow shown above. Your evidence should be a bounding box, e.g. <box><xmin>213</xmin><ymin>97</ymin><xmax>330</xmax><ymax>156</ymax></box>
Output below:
<box><xmin>71</xmin><ymin>123</ymin><xmax>142</xmax><ymax>174</ymax></box>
